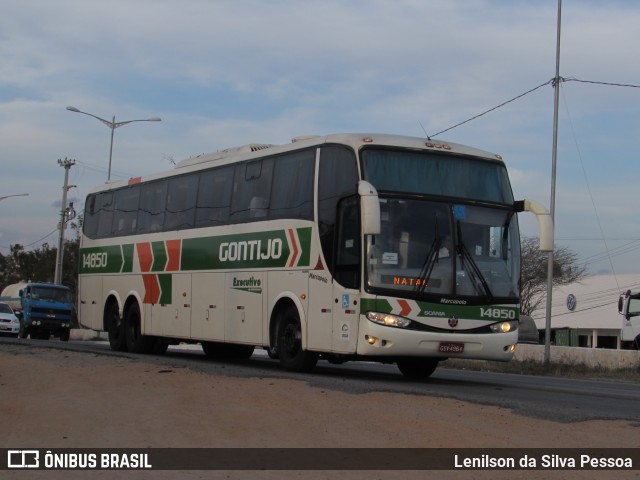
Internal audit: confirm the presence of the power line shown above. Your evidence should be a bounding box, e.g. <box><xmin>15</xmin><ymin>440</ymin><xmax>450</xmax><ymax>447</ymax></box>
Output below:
<box><xmin>429</xmin><ymin>80</ymin><xmax>553</xmax><ymax>138</ymax></box>
<box><xmin>429</xmin><ymin>76</ymin><xmax>640</xmax><ymax>138</ymax></box>
<box><xmin>0</xmin><ymin>228</ymin><xmax>59</xmax><ymax>250</ymax></box>
<box><xmin>564</xmin><ymin>78</ymin><xmax>640</xmax><ymax>89</ymax></box>
<box><xmin>559</xmin><ymin>82</ymin><xmax>619</xmax><ymax>287</ymax></box>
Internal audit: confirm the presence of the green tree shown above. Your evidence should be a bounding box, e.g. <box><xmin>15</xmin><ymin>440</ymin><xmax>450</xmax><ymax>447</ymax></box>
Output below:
<box><xmin>0</xmin><ymin>218</ymin><xmax>80</xmax><ymax>294</ymax></box>
<box><xmin>520</xmin><ymin>236</ymin><xmax>586</xmax><ymax>316</ymax></box>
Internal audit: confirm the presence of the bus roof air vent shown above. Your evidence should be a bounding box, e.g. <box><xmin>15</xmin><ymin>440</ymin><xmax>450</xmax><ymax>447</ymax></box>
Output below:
<box><xmin>175</xmin><ymin>144</ymin><xmax>274</xmax><ymax>168</ymax></box>
<box><xmin>222</xmin><ymin>144</ymin><xmax>274</xmax><ymax>154</ymax></box>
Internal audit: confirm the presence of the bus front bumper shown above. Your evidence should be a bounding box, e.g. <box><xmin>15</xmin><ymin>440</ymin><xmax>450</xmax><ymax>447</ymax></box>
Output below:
<box><xmin>356</xmin><ymin>316</ymin><xmax>518</xmax><ymax>362</ymax></box>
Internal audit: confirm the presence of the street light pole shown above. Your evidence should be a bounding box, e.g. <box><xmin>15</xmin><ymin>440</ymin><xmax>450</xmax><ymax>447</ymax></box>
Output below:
<box><xmin>66</xmin><ymin>106</ymin><xmax>161</xmax><ymax>180</ymax></box>
<box><xmin>0</xmin><ymin>193</ymin><xmax>29</xmax><ymax>202</ymax></box>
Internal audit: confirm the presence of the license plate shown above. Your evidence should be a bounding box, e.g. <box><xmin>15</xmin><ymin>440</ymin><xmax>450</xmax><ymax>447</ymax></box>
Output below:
<box><xmin>439</xmin><ymin>342</ymin><xmax>464</xmax><ymax>353</ymax></box>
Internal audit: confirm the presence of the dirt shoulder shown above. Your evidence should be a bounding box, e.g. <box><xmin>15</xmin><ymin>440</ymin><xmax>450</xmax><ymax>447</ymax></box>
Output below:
<box><xmin>1</xmin><ymin>343</ymin><xmax>637</xmax><ymax>448</ymax></box>
<box><xmin>1</xmin><ymin>343</ymin><xmax>638</xmax><ymax>479</ymax></box>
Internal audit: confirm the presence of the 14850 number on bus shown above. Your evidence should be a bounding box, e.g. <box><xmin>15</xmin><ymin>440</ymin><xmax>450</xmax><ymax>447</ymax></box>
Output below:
<box><xmin>82</xmin><ymin>252</ymin><xmax>108</xmax><ymax>269</ymax></box>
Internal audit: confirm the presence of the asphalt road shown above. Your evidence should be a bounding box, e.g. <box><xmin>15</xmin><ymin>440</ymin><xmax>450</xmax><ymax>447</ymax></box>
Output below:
<box><xmin>2</xmin><ymin>336</ymin><xmax>639</xmax><ymax>424</ymax></box>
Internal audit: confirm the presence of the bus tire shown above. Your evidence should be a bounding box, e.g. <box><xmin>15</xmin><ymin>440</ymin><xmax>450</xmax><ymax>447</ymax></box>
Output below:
<box><xmin>277</xmin><ymin>305</ymin><xmax>318</xmax><ymax>372</ymax></box>
<box><xmin>397</xmin><ymin>358</ymin><xmax>439</xmax><ymax>380</ymax></box>
<box><xmin>59</xmin><ymin>329</ymin><xmax>70</xmax><ymax>342</ymax></box>
<box><xmin>124</xmin><ymin>303</ymin><xmax>154</xmax><ymax>354</ymax></box>
<box><xmin>106</xmin><ymin>301</ymin><xmax>127</xmax><ymax>352</ymax></box>
<box><xmin>266</xmin><ymin>346</ymin><xmax>279</xmax><ymax>359</ymax></box>
<box><xmin>151</xmin><ymin>338</ymin><xmax>169</xmax><ymax>355</ymax></box>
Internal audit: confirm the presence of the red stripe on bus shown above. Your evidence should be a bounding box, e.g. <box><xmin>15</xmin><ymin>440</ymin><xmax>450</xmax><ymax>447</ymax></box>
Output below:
<box><xmin>166</xmin><ymin>239</ymin><xmax>181</xmax><ymax>271</ymax></box>
<box><xmin>136</xmin><ymin>243</ymin><xmax>153</xmax><ymax>272</ymax></box>
<box><xmin>142</xmin><ymin>274</ymin><xmax>160</xmax><ymax>304</ymax></box>
<box><xmin>397</xmin><ymin>299</ymin><xmax>412</xmax><ymax>317</ymax></box>
<box><xmin>288</xmin><ymin>229</ymin><xmax>299</xmax><ymax>267</ymax></box>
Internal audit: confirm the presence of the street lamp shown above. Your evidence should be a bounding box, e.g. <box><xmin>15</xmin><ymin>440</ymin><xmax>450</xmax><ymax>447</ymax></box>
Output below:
<box><xmin>0</xmin><ymin>193</ymin><xmax>29</xmax><ymax>202</ymax></box>
<box><xmin>66</xmin><ymin>106</ymin><xmax>161</xmax><ymax>180</ymax></box>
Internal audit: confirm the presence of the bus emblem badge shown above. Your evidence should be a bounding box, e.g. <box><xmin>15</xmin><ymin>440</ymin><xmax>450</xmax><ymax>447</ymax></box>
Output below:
<box><xmin>448</xmin><ymin>316</ymin><xmax>459</xmax><ymax>328</ymax></box>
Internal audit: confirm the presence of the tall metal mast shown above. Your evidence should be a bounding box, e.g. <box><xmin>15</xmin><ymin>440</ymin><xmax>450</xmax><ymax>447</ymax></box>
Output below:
<box><xmin>544</xmin><ymin>0</ymin><xmax>563</xmax><ymax>364</ymax></box>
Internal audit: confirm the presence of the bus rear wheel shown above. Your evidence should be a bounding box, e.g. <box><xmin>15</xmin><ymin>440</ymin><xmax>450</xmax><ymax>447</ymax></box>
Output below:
<box><xmin>106</xmin><ymin>302</ymin><xmax>127</xmax><ymax>351</ymax></box>
<box><xmin>397</xmin><ymin>358</ymin><xmax>439</xmax><ymax>380</ymax></box>
<box><xmin>125</xmin><ymin>303</ymin><xmax>154</xmax><ymax>354</ymax></box>
<box><xmin>277</xmin><ymin>305</ymin><xmax>318</xmax><ymax>373</ymax></box>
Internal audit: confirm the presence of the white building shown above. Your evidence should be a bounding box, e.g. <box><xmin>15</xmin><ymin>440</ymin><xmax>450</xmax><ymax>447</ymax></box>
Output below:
<box><xmin>531</xmin><ymin>274</ymin><xmax>640</xmax><ymax>349</ymax></box>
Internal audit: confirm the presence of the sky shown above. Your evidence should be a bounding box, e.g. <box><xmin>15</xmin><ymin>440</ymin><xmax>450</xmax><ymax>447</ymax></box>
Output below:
<box><xmin>1</xmin><ymin>0</ymin><xmax>640</xmax><ymax>275</ymax></box>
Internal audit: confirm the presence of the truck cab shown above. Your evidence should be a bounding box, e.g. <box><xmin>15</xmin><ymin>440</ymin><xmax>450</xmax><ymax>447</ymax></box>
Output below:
<box><xmin>617</xmin><ymin>290</ymin><xmax>640</xmax><ymax>349</ymax></box>
<box><xmin>18</xmin><ymin>283</ymin><xmax>74</xmax><ymax>341</ymax></box>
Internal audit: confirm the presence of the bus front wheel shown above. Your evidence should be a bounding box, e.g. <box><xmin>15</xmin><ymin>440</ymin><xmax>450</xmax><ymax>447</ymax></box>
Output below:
<box><xmin>277</xmin><ymin>305</ymin><xmax>318</xmax><ymax>373</ymax></box>
<box><xmin>397</xmin><ymin>358</ymin><xmax>439</xmax><ymax>380</ymax></box>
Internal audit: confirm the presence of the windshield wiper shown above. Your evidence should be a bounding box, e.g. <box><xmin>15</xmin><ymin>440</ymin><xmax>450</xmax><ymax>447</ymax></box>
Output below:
<box><xmin>414</xmin><ymin>235</ymin><xmax>442</xmax><ymax>298</ymax></box>
<box><xmin>456</xmin><ymin>222</ymin><xmax>494</xmax><ymax>301</ymax></box>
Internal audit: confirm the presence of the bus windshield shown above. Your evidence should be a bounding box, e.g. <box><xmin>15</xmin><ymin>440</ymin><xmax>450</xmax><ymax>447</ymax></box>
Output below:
<box><xmin>361</xmin><ymin>148</ymin><xmax>514</xmax><ymax>204</ymax></box>
<box><xmin>365</xmin><ymin>197</ymin><xmax>520</xmax><ymax>303</ymax></box>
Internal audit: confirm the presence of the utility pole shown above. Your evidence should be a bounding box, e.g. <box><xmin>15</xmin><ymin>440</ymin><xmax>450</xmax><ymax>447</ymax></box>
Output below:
<box><xmin>54</xmin><ymin>158</ymin><xmax>77</xmax><ymax>285</ymax></box>
<box><xmin>543</xmin><ymin>0</ymin><xmax>563</xmax><ymax>365</ymax></box>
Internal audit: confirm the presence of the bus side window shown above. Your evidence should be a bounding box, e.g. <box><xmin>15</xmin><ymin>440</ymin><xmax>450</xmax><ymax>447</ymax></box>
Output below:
<box><xmin>137</xmin><ymin>181</ymin><xmax>168</xmax><ymax>233</ymax></box>
<box><xmin>96</xmin><ymin>192</ymin><xmax>114</xmax><ymax>238</ymax></box>
<box><xmin>230</xmin><ymin>158</ymin><xmax>273</xmax><ymax>223</ymax></box>
<box><xmin>113</xmin><ymin>186</ymin><xmax>140</xmax><ymax>236</ymax></box>
<box><xmin>83</xmin><ymin>194</ymin><xmax>99</xmax><ymax>239</ymax></box>
<box><xmin>196</xmin><ymin>166</ymin><xmax>233</xmax><ymax>227</ymax></box>
<box><xmin>166</xmin><ymin>173</ymin><xmax>198</xmax><ymax>230</ymax></box>
<box><xmin>270</xmin><ymin>149</ymin><xmax>315</xmax><ymax>220</ymax></box>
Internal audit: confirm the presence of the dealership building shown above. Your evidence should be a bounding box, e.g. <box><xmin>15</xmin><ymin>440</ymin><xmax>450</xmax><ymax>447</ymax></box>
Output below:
<box><xmin>530</xmin><ymin>274</ymin><xmax>640</xmax><ymax>349</ymax></box>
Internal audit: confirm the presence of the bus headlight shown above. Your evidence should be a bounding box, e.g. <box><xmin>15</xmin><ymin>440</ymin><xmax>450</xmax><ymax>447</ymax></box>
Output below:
<box><xmin>490</xmin><ymin>321</ymin><xmax>518</xmax><ymax>333</ymax></box>
<box><xmin>366</xmin><ymin>312</ymin><xmax>412</xmax><ymax>328</ymax></box>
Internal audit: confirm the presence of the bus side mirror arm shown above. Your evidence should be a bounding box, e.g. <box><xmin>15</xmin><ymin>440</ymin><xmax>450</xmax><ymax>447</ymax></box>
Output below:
<box><xmin>359</xmin><ymin>180</ymin><xmax>381</xmax><ymax>235</ymax></box>
<box><xmin>515</xmin><ymin>199</ymin><xmax>554</xmax><ymax>252</ymax></box>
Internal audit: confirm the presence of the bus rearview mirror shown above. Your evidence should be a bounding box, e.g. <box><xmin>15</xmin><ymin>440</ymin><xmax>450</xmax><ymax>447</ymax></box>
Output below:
<box><xmin>359</xmin><ymin>180</ymin><xmax>381</xmax><ymax>235</ymax></box>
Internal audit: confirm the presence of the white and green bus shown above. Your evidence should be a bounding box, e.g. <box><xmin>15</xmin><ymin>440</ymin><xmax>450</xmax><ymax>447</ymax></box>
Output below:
<box><xmin>78</xmin><ymin>133</ymin><xmax>553</xmax><ymax>379</ymax></box>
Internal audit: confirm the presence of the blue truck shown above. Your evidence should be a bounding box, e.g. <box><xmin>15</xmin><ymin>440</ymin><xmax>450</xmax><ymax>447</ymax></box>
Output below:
<box><xmin>16</xmin><ymin>282</ymin><xmax>74</xmax><ymax>341</ymax></box>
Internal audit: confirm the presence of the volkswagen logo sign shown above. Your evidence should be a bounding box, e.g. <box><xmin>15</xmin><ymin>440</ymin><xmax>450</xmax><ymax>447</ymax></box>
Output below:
<box><xmin>566</xmin><ymin>293</ymin><xmax>577</xmax><ymax>311</ymax></box>
<box><xmin>448</xmin><ymin>316</ymin><xmax>459</xmax><ymax>328</ymax></box>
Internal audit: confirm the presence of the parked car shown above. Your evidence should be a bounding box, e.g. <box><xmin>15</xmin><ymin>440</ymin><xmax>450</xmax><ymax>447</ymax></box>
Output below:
<box><xmin>0</xmin><ymin>301</ymin><xmax>20</xmax><ymax>337</ymax></box>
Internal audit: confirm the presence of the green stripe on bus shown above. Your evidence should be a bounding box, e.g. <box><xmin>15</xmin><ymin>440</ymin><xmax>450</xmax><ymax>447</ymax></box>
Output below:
<box><xmin>80</xmin><ymin>228</ymin><xmax>312</xmax><ymax>274</ymax></box>
<box><xmin>296</xmin><ymin>227</ymin><xmax>311</xmax><ymax>267</ymax></box>
<box><xmin>158</xmin><ymin>274</ymin><xmax>172</xmax><ymax>304</ymax></box>
<box><xmin>121</xmin><ymin>244</ymin><xmax>134</xmax><ymax>272</ymax></box>
<box><xmin>181</xmin><ymin>230</ymin><xmax>291</xmax><ymax>271</ymax></box>
<box><xmin>359</xmin><ymin>298</ymin><xmax>518</xmax><ymax>321</ymax></box>
<box><xmin>152</xmin><ymin>241</ymin><xmax>167</xmax><ymax>272</ymax></box>
<box><xmin>80</xmin><ymin>246</ymin><xmax>126</xmax><ymax>274</ymax></box>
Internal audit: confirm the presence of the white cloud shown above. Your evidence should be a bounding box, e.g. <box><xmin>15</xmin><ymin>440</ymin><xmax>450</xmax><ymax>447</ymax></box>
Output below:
<box><xmin>1</xmin><ymin>0</ymin><xmax>640</xmax><ymax>273</ymax></box>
